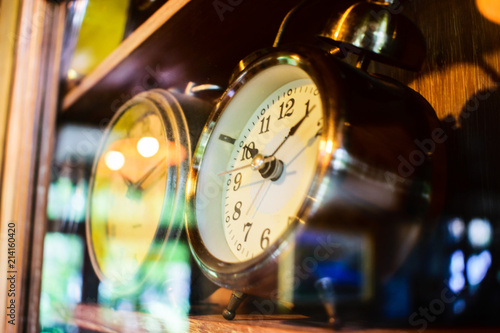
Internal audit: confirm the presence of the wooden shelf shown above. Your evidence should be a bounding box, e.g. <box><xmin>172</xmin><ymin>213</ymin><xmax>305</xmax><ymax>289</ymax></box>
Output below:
<box><xmin>73</xmin><ymin>304</ymin><xmax>500</xmax><ymax>333</ymax></box>
<box><xmin>61</xmin><ymin>0</ymin><xmax>191</xmax><ymax>111</ymax></box>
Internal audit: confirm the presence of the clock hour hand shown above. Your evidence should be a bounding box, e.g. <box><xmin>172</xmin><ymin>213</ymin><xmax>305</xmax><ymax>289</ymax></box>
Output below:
<box><xmin>271</xmin><ymin>104</ymin><xmax>316</xmax><ymax>156</ymax></box>
<box><xmin>217</xmin><ymin>155</ymin><xmax>274</xmax><ymax>176</ymax></box>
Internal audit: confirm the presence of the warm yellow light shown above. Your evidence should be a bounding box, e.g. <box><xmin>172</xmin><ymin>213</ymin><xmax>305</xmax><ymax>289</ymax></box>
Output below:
<box><xmin>137</xmin><ymin>137</ymin><xmax>159</xmax><ymax>158</ymax></box>
<box><xmin>476</xmin><ymin>0</ymin><xmax>500</xmax><ymax>25</ymax></box>
<box><xmin>67</xmin><ymin>68</ymin><xmax>79</xmax><ymax>80</ymax></box>
<box><xmin>104</xmin><ymin>151</ymin><xmax>125</xmax><ymax>170</ymax></box>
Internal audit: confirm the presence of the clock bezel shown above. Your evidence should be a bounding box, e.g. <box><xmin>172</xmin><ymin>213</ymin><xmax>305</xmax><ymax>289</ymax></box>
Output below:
<box><xmin>86</xmin><ymin>89</ymin><xmax>190</xmax><ymax>294</ymax></box>
<box><xmin>186</xmin><ymin>47</ymin><xmax>346</xmax><ymax>292</ymax></box>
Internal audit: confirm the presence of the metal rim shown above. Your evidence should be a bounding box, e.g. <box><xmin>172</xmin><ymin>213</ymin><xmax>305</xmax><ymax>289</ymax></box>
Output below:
<box><xmin>185</xmin><ymin>46</ymin><xmax>345</xmax><ymax>291</ymax></box>
<box><xmin>85</xmin><ymin>89</ymin><xmax>190</xmax><ymax>294</ymax></box>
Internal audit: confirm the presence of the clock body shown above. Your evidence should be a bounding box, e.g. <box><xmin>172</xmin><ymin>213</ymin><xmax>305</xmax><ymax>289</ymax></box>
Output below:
<box><xmin>186</xmin><ymin>45</ymin><xmax>446</xmax><ymax>315</ymax></box>
<box><xmin>86</xmin><ymin>89</ymin><xmax>210</xmax><ymax>294</ymax></box>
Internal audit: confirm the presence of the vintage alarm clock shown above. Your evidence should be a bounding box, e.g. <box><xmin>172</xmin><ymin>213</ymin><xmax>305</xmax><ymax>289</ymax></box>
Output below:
<box><xmin>86</xmin><ymin>88</ymin><xmax>211</xmax><ymax>293</ymax></box>
<box><xmin>185</xmin><ymin>0</ymin><xmax>446</xmax><ymax>324</ymax></box>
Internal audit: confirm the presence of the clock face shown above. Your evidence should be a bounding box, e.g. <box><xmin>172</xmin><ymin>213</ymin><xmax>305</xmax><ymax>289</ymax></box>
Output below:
<box><xmin>222</xmin><ymin>80</ymin><xmax>322</xmax><ymax>260</ymax></box>
<box><xmin>192</xmin><ymin>62</ymin><xmax>324</xmax><ymax>264</ymax></box>
<box><xmin>88</xmin><ymin>96</ymin><xmax>186</xmax><ymax>289</ymax></box>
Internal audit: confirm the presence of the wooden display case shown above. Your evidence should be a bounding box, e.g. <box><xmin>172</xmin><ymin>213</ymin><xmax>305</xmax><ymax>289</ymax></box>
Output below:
<box><xmin>1</xmin><ymin>0</ymin><xmax>500</xmax><ymax>332</ymax></box>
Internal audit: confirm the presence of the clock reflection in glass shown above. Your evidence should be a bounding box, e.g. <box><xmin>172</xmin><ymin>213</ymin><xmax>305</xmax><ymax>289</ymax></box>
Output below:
<box><xmin>89</xmin><ymin>104</ymin><xmax>185</xmax><ymax>288</ymax></box>
<box><xmin>219</xmin><ymin>80</ymin><xmax>322</xmax><ymax>261</ymax></box>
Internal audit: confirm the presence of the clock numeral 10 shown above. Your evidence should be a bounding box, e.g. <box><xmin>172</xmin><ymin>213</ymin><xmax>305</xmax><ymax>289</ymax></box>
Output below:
<box><xmin>260</xmin><ymin>228</ymin><xmax>270</xmax><ymax>249</ymax></box>
<box><xmin>241</xmin><ymin>141</ymin><xmax>256</xmax><ymax>161</ymax></box>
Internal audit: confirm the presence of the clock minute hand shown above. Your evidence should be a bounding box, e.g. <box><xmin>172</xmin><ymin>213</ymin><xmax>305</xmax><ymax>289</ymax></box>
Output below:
<box><xmin>271</xmin><ymin>104</ymin><xmax>316</xmax><ymax>157</ymax></box>
<box><xmin>134</xmin><ymin>160</ymin><xmax>163</xmax><ymax>189</ymax></box>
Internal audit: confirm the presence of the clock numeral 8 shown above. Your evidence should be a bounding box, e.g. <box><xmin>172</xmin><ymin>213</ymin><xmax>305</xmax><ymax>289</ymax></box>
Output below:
<box><xmin>260</xmin><ymin>228</ymin><xmax>271</xmax><ymax>250</ymax></box>
<box><xmin>233</xmin><ymin>201</ymin><xmax>242</xmax><ymax>220</ymax></box>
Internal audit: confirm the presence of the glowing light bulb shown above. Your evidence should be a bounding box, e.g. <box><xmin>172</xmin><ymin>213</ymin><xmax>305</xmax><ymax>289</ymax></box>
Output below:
<box><xmin>137</xmin><ymin>137</ymin><xmax>159</xmax><ymax>158</ymax></box>
<box><xmin>105</xmin><ymin>151</ymin><xmax>125</xmax><ymax>170</ymax></box>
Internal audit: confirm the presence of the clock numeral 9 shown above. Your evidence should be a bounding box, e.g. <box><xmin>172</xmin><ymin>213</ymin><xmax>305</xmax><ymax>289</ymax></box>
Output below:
<box><xmin>233</xmin><ymin>172</ymin><xmax>242</xmax><ymax>191</ymax></box>
<box><xmin>260</xmin><ymin>228</ymin><xmax>271</xmax><ymax>250</ymax></box>
<box><xmin>278</xmin><ymin>98</ymin><xmax>295</xmax><ymax>119</ymax></box>
<box><xmin>233</xmin><ymin>201</ymin><xmax>242</xmax><ymax>220</ymax></box>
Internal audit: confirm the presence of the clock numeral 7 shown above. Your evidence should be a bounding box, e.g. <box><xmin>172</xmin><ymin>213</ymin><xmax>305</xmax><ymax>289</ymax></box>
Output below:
<box><xmin>243</xmin><ymin>222</ymin><xmax>253</xmax><ymax>242</ymax></box>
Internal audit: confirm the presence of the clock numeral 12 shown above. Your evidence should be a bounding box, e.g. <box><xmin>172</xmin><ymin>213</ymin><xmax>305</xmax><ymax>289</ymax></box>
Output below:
<box><xmin>278</xmin><ymin>98</ymin><xmax>295</xmax><ymax>119</ymax></box>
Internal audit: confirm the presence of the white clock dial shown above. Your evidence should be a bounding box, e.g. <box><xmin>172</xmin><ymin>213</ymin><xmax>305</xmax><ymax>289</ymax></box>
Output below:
<box><xmin>222</xmin><ymin>80</ymin><xmax>322</xmax><ymax>260</ymax></box>
<box><xmin>193</xmin><ymin>63</ymin><xmax>324</xmax><ymax>264</ymax></box>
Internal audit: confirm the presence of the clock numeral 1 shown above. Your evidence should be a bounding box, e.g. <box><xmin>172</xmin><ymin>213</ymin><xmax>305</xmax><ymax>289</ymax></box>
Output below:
<box><xmin>259</xmin><ymin>115</ymin><xmax>270</xmax><ymax>134</ymax></box>
<box><xmin>243</xmin><ymin>222</ymin><xmax>253</xmax><ymax>242</ymax></box>
<box><xmin>278</xmin><ymin>98</ymin><xmax>295</xmax><ymax>119</ymax></box>
<box><xmin>260</xmin><ymin>228</ymin><xmax>270</xmax><ymax>250</ymax></box>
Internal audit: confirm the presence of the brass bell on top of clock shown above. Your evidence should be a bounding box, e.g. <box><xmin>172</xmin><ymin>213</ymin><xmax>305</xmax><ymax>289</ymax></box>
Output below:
<box><xmin>318</xmin><ymin>0</ymin><xmax>426</xmax><ymax>71</ymax></box>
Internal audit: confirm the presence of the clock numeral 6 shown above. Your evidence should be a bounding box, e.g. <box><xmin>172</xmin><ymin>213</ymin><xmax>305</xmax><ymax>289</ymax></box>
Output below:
<box><xmin>260</xmin><ymin>228</ymin><xmax>271</xmax><ymax>250</ymax></box>
<box><xmin>233</xmin><ymin>201</ymin><xmax>242</xmax><ymax>220</ymax></box>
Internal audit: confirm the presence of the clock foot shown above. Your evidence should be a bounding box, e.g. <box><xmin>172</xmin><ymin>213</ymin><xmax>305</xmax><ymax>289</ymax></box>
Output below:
<box><xmin>314</xmin><ymin>277</ymin><xmax>341</xmax><ymax>328</ymax></box>
<box><xmin>222</xmin><ymin>291</ymin><xmax>247</xmax><ymax>320</ymax></box>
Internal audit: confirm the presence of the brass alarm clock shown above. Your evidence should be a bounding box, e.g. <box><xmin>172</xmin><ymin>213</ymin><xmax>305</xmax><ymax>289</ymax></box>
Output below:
<box><xmin>185</xmin><ymin>0</ymin><xmax>446</xmax><ymax>324</ymax></box>
<box><xmin>86</xmin><ymin>88</ymin><xmax>211</xmax><ymax>293</ymax></box>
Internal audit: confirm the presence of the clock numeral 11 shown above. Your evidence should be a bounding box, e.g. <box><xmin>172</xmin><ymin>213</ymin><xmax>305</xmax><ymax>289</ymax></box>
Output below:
<box><xmin>259</xmin><ymin>115</ymin><xmax>270</xmax><ymax>134</ymax></box>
